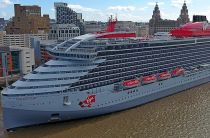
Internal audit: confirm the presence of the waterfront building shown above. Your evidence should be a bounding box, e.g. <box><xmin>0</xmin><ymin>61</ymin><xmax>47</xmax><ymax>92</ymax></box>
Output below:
<box><xmin>49</xmin><ymin>24</ymin><xmax>80</xmax><ymax>41</ymax></box>
<box><xmin>0</xmin><ymin>46</ymin><xmax>34</xmax><ymax>76</ymax></box>
<box><xmin>39</xmin><ymin>40</ymin><xmax>57</xmax><ymax>64</ymax></box>
<box><xmin>6</xmin><ymin>4</ymin><xmax>50</xmax><ymax>34</ymax></box>
<box><xmin>0</xmin><ymin>46</ymin><xmax>35</xmax><ymax>76</ymax></box>
<box><xmin>193</xmin><ymin>15</ymin><xmax>208</xmax><ymax>22</ymax></box>
<box><xmin>10</xmin><ymin>46</ymin><xmax>35</xmax><ymax>75</ymax></box>
<box><xmin>0</xmin><ymin>31</ymin><xmax>46</xmax><ymax>75</ymax></box>
<box><xmin>149</xmin><ymin>2</ymin><xmax>190</xmax><ymax>35</ymax></box>
<box><xmin>0</xmin><ymin>18</ymin><xmax>6</xmax><ymax>31</ymax></box>
<box><xmin>0</xmin><ymin>32</ymin><xmax>48</xmax><ymax>48</ymax></box>
<box><xmin>0</xmin><ymin>31</ymin><xmax>6</xmax><ymax>46</ymax></box>
<box><xmin>31</xmin><ymin>39</ymin><xmax>57</xmax><ymax>65</ymax></box>
<box><xmin>85</xmin><ymin>20</ymin><xmax>141</xmax><ymax>34</ymax></box>
<box><xmin>135</xmin><ymin>23</ymin><xmax>149</xmax><ymax>37</ymax></box>
<box><xmin>0</xmin><ymin>46</ymin><xmax>21</xmax><ymax>78</ymax></box>
<box><xmin>177</xmin><ymin>2</ymin><xmax>190</xmax><ymax>25</ymax></box>
<box><xmin>50</xmin><ymin>19</ymin><xmax>56</xmax><ymax>24</ymax></box>
<box><xmin>84</xmin><ymin>21</ymin><xmax>104</xmax><ymax>34</ymax></box>
<box><xmin>54</xmin><ymin>2</ymin><xmax>85</xmax><ymax>35</ymax></box>
<box><xmin>115</xmin><ymin>21</ymin><xmax>137</xmax><ymax>32</ymax></box>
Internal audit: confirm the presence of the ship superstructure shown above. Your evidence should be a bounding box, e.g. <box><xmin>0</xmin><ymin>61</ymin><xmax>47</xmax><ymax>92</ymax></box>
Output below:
<box><xmin>2</xmin><ymin>21</ymin><xmax>210</xmax><ymax>129</ymax></box>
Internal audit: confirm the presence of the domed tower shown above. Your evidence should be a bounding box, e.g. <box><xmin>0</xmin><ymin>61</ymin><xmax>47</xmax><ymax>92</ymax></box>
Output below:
<box><xmin>152</xmin><ymin>2</ymin><xmax>161</xmax><ymax>21</ymax></box>
<box><xmin>149</xmin><ymin>2</ymin><xmax>162</xmax><ymax>35</ymax></box>
<box><xmin>177</xmin><ymin>1</ymin><xmax>190</xmax><ymax>25</ymax></box>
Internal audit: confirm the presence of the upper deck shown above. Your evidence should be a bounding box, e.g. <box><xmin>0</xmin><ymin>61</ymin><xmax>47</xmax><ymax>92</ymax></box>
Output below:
<box><xmin>47</xmin><ymin>31</ymin><xmax>210</xmax><ymax>61</ymax></box>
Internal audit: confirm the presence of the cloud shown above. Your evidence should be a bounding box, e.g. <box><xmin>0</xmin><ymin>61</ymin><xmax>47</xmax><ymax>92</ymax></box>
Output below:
<box><xmin>171</xmin><ymin>0</ymin><xmax>192</xmax><ymax>7</ymax></box>
<box><xmin>51</xmin><ymin>3</ymin><xmax>148</xmax><ymax>22</ymax></box>
<box><xmin>83</xmin><ymin>11</ymin><xmax>145</xmax><ymax>22</ymax></box>
<box><xmin>147</xmin><ymin>2</ymin><xmax>165</xmax><ymax>6</ymax></box>
<box><xmin>138</xmin><ymin>7</ymin><xmax>148</xmax><ymax>11</ymax></box>
<box><xmin>0</xmin><ymin>0</ymin><xmax>12</xmax><ymax>8</ymax></box>
<box><xmin>0</xmin><ymin>11</ymin><xmax>7</xmax><ymax>17</ymax></box>
<box><xmin>190</xmin><ymin>7</ymin><xmax>210</xmax><ymax>21</ymax></box>
<box><xmin>83</xmin><ymin>12</ymin><xmax>110</xmax><ymax>22</ymax></box>
<box><xmin>117</xmin><ymin>13</ymin><xmax>144</xmax><ymax>21</ymax></box>
<box><xmin>68</xmin><ymin>4</ymin><xmax>97</xmax><ymax>12</ymax></box>
<box><xmin>161</xmin><ymin>11</ymin><xmax>177</xmax><ymax>20</ymax></box>
<box><xmin>51</xmin><ymin>8</ymin><xmax>55</xmax><ymax>12</ymax></box>
<box><xmin>108</xmin><ymin>6</ymin><xmax>136</xmax><ymax>12</ymax></box>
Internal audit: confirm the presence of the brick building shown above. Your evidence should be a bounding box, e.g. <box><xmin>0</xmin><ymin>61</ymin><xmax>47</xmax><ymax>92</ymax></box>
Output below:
<box><xmin>6</xmin><ymin>4</ymin><xmax>50</xmax><ymax>34</ymax></box>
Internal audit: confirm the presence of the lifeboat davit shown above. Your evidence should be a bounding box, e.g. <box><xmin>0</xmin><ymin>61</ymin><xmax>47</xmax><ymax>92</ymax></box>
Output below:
<box><xmin>171</xmin><ymin>67</ymin><xmax>185</xmax><ymax>77</ymax></box>
<box><xmin>158</xmin><ymin>71</ymin><xmax>171</xmax><ymax>80</ymax></box>
<box><xmin>170</xmin><ymin>22</ymin><xmax>210</xmax><ymax>38</ymax></box>
<box><xmin>122</xmin><ymin>79</ymin><xmax>140</xmax><ymax>88</ymax></box>
<box><xmin>142</xmin><ymin>75</ymin><xmax>157</xmax><ymax>84</ymax></box>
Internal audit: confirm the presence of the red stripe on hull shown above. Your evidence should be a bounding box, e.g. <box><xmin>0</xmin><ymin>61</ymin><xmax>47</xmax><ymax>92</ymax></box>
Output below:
<box><xmin>97</xmin><ymin>33</ymin><xmax>136</xmax><ymax>39</ymax></box>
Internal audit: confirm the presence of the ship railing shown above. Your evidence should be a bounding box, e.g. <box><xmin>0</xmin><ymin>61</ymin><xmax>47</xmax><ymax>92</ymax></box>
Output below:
<box><xmin>48</xmin><ymin>48</ymin><xmax>98</xmax><ymax>61</ymax></box>
<box><xmin>98</xmin><ymin>44</ymin><xmax>209</xmax><ymax>60</ymax></box>
<box><xmin>65</xmin><ymin>34</ymin><xmax>97</xmax><ymax>53</ymax></box>
<box><xmin>52</xmin><ymin>40</ymin><xmax>69</xmax><ymax>51</ymax></box>
<box><xmin>80</xmin><ymin>41</ymin><xmax>107</xmax><ymax>46</ymax></box>
<box><xmin>184</xmin><ymin>64</ymin><xmax>210</xmax><ymax>77</ymax></box>
<box><xmin>69</xmin><ymin>48</ymin><xmax>96</xmax><ymax>54</ymax></box>
<box><xmin>199</xmin><ymin>64</ymin><xmax>210</xmax><ymax>69</ymax></box>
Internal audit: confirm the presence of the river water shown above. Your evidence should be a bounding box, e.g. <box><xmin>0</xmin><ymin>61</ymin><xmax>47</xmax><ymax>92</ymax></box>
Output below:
<box><xmin>0</xmin><ymin>83</ymin><xmax>210</xmax><ymax>138</ymax></box>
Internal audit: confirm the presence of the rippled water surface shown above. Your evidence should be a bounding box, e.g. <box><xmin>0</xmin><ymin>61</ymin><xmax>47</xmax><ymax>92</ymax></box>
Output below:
<box><xmin>1</xmin><ymin>83</ymin><xmax>210</xmax><ymax>138</ymax></box>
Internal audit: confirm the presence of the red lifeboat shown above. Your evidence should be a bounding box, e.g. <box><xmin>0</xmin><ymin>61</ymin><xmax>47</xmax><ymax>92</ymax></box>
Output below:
<box><xmin>170</xmin><ymin>22</ymin><xmax>210</xmax><ymax>38</ymax></box>
<box><xmin>158</xmin><ymin>71</ymin><xmax>171</xmax><ymax>80</ymax></box>
<box><xmin>142</xmin><ymin>75</ymin><xmax>157</xmax><ymax>84</ymax></box>
<box><xmin>171</xmin><ymin>67</ymin><xmax>185</xmax><ymax>77</ymax></box>
<box><xmin>122</xmin><ymin>79</ymin><xmax>140</xmax><ymax>88</ymax></box>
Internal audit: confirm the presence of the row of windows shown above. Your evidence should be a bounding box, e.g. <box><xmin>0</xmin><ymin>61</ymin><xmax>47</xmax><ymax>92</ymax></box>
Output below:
<box><xmin>77</xmin><ymin>65</ymin><xmax>180</xmax><ymax>91</ymax></box>
<box><xmin>78</xmin><ymin>61</ymin><xmax>210</xmax><ymax>91</ymax></box>
<box><xmin>86</xmin><ymin>59</ymin><xmax>199</xmax><ymax>81</ymax></box>
<box><xmin>11</xmin><ymin>83</ymin><xmax>72</xmax><ymax>90</ymax></box>
<box><xmin>41</xmin><ymin>63</ymin><xmax>97</xmax><ymax>68</ymax></box>
<box><xmin>20</xmin><ymin>76</ymin><xmax>80</xmax><ymax>82</ymax></box>
<box><xmin>100</xmin><ymin>43</ymin><xmax>210</xmax><ymax>60</ymax></box>
<box><xmin>90</xmin><ymin>49</ymin><xmax>210</xmax><ymax>76</ymax></box>
<box><xmin>104</xmin><ymin>39</ymin><xmax>198</xmax><ymax>51</ymax></box>
<box><xmin>32</xmin><ymin>70</ymin><xmax>88</xmax><ymax>75</ymax></box>
<box><xmin>49</xmin><ymin>50</ymin><xmax>95</xmax><ymax>59</ymax></box>
<box><xmin>98</xmin><ymin>48</ymin><xmax>210</xmax><ymax>69</ymax></box>
<box><xmin>58</xmin><ymin>34</ymin><xmax>79</xmax><ymax>38</ymax></box>
<box><xmin>110</xmin><ymin>43</ymin><xmax>209</xmax><ymax>61</ymax></box>
<box><xmin>197</xmin><ymin>38</ymin><xmax>210</xmax><ymax>43</ymax></box>
<box><xmin>51</xmin><ymin>29</ymin><xmax>79</xmax><ymax>34</ymax></box>
<box><xmin>73</xmin><ymin>53</ymin><xmax>210</xmax><ymax>89</ymax></box>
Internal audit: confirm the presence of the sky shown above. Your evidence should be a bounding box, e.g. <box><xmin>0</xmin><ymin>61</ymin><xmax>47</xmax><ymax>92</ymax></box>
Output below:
<box><xmin>0</xmin><ymin>0</ymin><xmax>210</xmax><ymax>22</ymax></box>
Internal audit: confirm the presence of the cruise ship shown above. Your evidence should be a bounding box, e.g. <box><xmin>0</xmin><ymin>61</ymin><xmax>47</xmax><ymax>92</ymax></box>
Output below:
<box><xmin>2</xmin><ymin>21</ymin><xmax>210</xmax><ymax>130</ymax></box>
